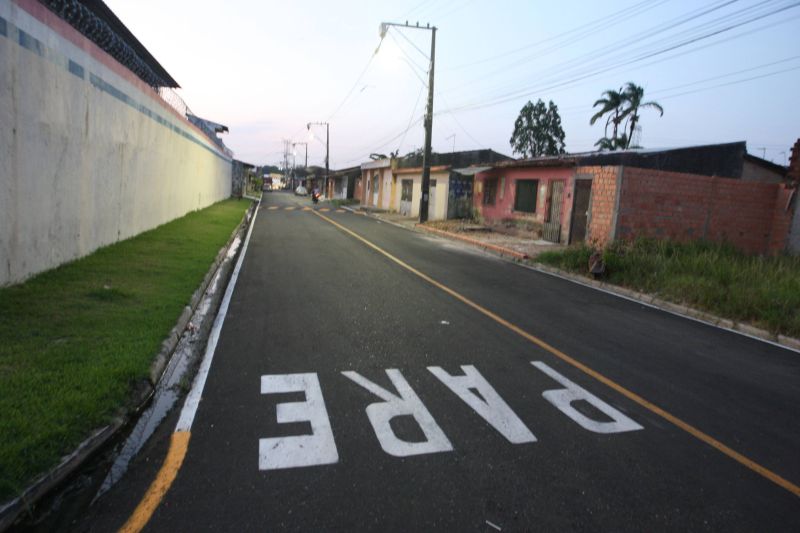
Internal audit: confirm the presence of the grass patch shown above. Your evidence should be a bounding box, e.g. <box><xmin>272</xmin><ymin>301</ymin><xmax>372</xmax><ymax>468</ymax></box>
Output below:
<box><xmin>327</xmin><ymin>198</ymin><xmax>359</xmax><ymax>208</ymax></box>
<box><xmin>0</xmin><ymin>199</ymin><xmax>250</xmax><ymax>500</ymax></box>
<box><xmin>537</xmin><ymin>239</ymin><xmax>800</xmax><ymax>338</ymax></box>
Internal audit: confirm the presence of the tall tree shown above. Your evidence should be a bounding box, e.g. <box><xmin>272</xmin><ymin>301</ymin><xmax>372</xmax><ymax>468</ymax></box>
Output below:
<box><xmin>589</xmin><ymin>88</ymin><xmax>625</xmax><ymax>141</ymax></box>
<box><xmin>619</xmin><ymin>82</ymin><xmax>663</xmax><ymax>149</ymax></box>
<box><xmin>509</xmin><ymin>99</ymin><xmax>566</xmax><ymax>158</ymax></box>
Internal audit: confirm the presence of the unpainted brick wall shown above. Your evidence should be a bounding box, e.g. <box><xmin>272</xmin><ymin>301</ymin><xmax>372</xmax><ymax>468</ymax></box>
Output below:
<box><xmin>616</xmin><ymin>167</ymin><xmax>790</xmax><ymax>254</ymax></box>
<box><xmin>577</xmin><ymin>166</ymin><xmax>620</xmax><ymax>247</ymax></box>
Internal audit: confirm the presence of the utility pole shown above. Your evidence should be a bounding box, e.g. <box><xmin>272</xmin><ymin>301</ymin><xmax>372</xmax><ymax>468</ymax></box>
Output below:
<box><xmin>446</xmin><ymin>133</ymin><xmax>455</xmax><ymax>153</ymax></box>
<box><xmin>379</xmin><ymin>21</ymin><xmax>436</xmax><ymax>222</ymax></box>
<box><xmin>293</xmin><ymin>142</ymin><xmax>308</xmax><ymax>191</ymax></box>
<box><xmin>280</xmin><ymin>139</ymin><xmax>289</xmax><ymax>190</ymax></box>
<box><xmin>307</xmin><ymin>122</ymin><xmax>329</xmax><ymax>196</ymax></box>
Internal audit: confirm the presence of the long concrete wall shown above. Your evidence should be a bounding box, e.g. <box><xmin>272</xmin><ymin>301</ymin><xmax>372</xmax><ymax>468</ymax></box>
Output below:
<box><xmin>0</xmin><ymin>0</ymin><xmax>233</xmax><ymax>286</ymax></box>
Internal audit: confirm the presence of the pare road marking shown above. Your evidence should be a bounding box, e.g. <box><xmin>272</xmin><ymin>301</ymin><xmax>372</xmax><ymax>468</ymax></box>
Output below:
<box><xmin>310</xmin><ymin>209</ymin><xmax>800</xmax><ymax>498</ymax></box>
<box><xmin>259</xmin><ymin>362</ymin><xmax>642</xmax><ymax>470</ymax></box>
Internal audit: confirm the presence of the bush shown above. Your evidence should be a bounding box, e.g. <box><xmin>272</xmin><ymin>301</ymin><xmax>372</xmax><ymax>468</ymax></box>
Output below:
<box><xmin>536</xmin><ymin>238</ymin><xmax>800</xmax><ymax>337</ymax></box>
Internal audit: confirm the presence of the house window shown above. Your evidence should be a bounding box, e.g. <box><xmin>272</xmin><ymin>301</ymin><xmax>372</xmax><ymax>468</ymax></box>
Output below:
<box><xmin>514</xmin><ymin>179</ymin><xmax>538</xmax><ymax>213</ymax></box>
<box><xmin>483</xmin><ymin>177</ymin><xmax>498</xmax><ymax>205</ymax></box>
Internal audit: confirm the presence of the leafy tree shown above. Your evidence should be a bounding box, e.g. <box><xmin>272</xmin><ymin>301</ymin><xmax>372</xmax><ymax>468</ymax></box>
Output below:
<box><xmin>509</xmin><ymin>99</ymin><xmax>566</xmax><ymax>158</ymax></box>
<box><xmin>619</xmin><ymin>82</ymin><xmax>663</xmax><ymax>149</ymax></box>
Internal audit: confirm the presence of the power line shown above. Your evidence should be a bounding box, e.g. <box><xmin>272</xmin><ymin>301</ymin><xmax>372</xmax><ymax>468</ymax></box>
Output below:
<box><xmin>655</xmin><ymin>64</ymin><xmax>800</xmax><ymax>100</ymax></box>
<box><xmin>391</xmin><ymin>25</ymin><xmax>430</xmax><ymax>60</ymax></box>
<box><xmin>398</xmin><ymin>84</ymin><xmax>426</xmax><ymax>154</ymax></box>
<box><xmin>444</xmin><ymin>0</ymin><xmax>667</xmax><ymax>72</ymax></box>
<box><xmin>440</xmin><ymin>1</ymin><xmax>800</xmax><ymax>115</ymax></box>
<box><xmin>441</xmin><ymin>0</ymin><xmax>744</xmax><ymax>100</ymax></box>
<box><xmin>325</xmin><ymin>43</ymin><xmax>382</xmax><ymax>122</ymax></box>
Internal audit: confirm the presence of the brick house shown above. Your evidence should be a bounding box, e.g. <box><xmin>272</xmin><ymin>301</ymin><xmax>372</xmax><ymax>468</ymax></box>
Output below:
<box><xmin>474</xmin><ymin>141</ymin><xmax>794</xmax><ymax>254</ymax></box>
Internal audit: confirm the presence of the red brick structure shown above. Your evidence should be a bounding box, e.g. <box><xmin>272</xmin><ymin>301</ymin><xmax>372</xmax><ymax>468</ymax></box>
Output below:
<box><xmin>583</xmin><ymin>166</ymin><xmax>793</xmax><ymax>254</ymax></box>
<box><xmin>577</xmin><ymin>166</ymin><xmax>619</xmax><ymax>247</ymax></box>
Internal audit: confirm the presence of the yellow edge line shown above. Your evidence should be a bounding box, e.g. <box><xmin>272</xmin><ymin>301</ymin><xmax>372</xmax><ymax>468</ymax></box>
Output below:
<box><xmin>119</xmin><ymin>431</ymin><xmax>191</xmax><ymax>533</ymax></box>
<box><xmin>312</xmin><ymin>210</ymin><xmax>800</xmax><ymax>498</ymax></box>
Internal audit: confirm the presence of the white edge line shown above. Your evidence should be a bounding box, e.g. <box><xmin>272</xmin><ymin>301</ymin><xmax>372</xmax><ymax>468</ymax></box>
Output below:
<box><xmin>175</xmin><ymin>203</ymin><xmax>260</xmax><ymax>432</ymax></box>
<box><xmin>516</xmin><ymin>261</ymin><xmax>800</xmax><ymax>355</ymax></box>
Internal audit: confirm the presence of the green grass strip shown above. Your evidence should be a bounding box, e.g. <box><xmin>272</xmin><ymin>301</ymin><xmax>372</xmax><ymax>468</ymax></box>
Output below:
<box><xmin>0</xmin><ymin>198</ymin><xmax>251</xmax><ymax>501</ymax></box>
<box><xmin>537</xmin><ymin>239</ymin><xmax>800</xmax><ymax>338</ymax></box>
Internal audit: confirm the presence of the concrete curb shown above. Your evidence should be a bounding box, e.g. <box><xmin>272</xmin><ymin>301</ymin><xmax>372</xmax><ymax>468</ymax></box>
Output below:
<box><xmin>0</xmin><ymin>200</ymin><xmax>258</xmax><ymax>532</ymax></box>
<box><xmin>417</xmin><ymin>225</ymin><xmax>529</xmax><ymax>261</ymax></box>
<box><xmin>399</xmin><ymin>222</ymin><xmax>800</xmax><ymax>354</ymax></box>
<box><xmin>148</xmin><ymin>203</ymin><xmax>254</xmax><ymax>385</ymax></box>
<box><xmin>526</xmin><ymin>262</ymin><xmax>800</xmax><ymax>353</ymax></box>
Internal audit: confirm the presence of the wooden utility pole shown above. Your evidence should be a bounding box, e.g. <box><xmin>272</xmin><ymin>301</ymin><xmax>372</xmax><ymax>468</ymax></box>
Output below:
<box><xmin>379</xmin><ymin>22</ymin><xmax>437</xmax><ymax>222</ymax></box>
<box><xmin>419</xmin><ymin>25</ymin><xmax>436</xmax><ymax>223</ymax></box>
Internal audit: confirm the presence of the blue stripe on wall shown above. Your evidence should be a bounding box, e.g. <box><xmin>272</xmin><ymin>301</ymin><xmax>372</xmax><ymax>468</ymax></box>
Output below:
<box><xmin>18</xmin><ymin>29</ymin><xmax>44</xmax><ymax>56</ymax></box>
<box><xmin>68</xmin><ymin>59</ymin><xmax>84</xmax><ymax>79</ymax></box>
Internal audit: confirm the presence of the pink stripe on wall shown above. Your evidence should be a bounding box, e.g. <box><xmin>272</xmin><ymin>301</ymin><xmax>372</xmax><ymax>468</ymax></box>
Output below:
<box><xmin>13</xmin><ymin>0</ymin><xmax>227</xmax><ymax>157</ymax></box>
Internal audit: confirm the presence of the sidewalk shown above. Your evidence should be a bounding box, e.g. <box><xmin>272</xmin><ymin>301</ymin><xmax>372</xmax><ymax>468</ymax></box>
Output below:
<box><xmin>346</xmin><ymin>204</ymin><xmax>566</xmax><ymax>260</ymax></box>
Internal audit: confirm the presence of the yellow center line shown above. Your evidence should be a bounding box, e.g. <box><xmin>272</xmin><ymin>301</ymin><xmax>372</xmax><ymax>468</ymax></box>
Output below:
<box><xmin>302</xmin><ymin>207</ymin><xmax>312</xmax><ymax>211</ymax></box>
<box><xmin>119</xmin><ymin>431</ymin><xmax>191</xmax><ymax>533</ymax></box>
<box><xmin>311</xmin><ymin>209</ymin><xmax>800</xmax><ymax>498</ymax></box>
<box><xmin>320</xmin><ymin>208</ymin><xmax>330</xmax><ymax>212</ymax></box>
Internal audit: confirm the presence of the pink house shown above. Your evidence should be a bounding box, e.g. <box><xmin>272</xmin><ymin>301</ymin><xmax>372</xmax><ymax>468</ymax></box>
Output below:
<box><xmin>475</xmin><ymin>162</ymin><xmax>576</xmax><ymax>243</ymax></box>
<box><xmin>473</xmin><ymin>141</ymin><xmax>793</xmax><ymax>248</ymax></box>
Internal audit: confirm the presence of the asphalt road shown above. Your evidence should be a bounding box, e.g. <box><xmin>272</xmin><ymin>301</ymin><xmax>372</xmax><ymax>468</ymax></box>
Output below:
<box><xmin>80</xmin><ymin>191</ymin><xmax>800</xmax><ymax>532</ymax></box>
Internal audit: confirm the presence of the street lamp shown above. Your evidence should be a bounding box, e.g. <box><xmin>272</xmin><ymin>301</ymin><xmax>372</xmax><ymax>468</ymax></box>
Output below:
<box><xmin>307</xmin><ymin>122</ymin><xmax>329</xmax><ymax>197</ymax></box>
<box><xmin>379</xmin><ymin>21</ymin><xmax>436</xmax><ymax>222</ymax></box>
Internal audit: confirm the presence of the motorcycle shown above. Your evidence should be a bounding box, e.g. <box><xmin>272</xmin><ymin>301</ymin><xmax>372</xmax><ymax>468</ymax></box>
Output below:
<box><xmin>311</xmin><ymin>191</ymin><xmax>320</xmax><ymax>204</ymax></box>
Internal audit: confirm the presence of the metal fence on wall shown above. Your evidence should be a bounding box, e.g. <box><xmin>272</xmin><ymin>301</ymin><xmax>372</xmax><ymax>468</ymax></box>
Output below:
<box><xmin>40</xmin><ymin>0</ymin><xmax>229</xmax><ymax>153</ymax></box>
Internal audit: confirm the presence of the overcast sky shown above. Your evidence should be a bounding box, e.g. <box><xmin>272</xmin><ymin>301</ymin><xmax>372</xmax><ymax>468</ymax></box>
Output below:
<box><xmin>104</xmin><ymin>0</ymin><xmax>800</xmax><ymax>168</ymax></box>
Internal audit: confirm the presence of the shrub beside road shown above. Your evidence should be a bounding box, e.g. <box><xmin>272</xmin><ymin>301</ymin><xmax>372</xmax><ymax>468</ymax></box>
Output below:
<box><xmin>538</xmin><ymin>239</ymin><xmax>800</xmax><ymax>338</ymax></box>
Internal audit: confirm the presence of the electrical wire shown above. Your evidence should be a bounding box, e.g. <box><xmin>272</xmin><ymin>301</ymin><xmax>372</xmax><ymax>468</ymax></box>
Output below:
<box><xmin>325</xmin><ymin>36</ymin><xmax>385</xmax><ymax>122</ymax></box>
<box><xmin>444</xmin><ymin>0</ymin><xmax>667</xmax><ymax>72</ymax></box>
<box><xmin>655</xmin><ymin>64</ymin><xmax>800</xmax><ymax>100</ymax></box>
<box><xmin>442</xmin><ymin>0</ymin><xmax>742</xmax><ymax>99</ymax></box>
<box><xmin>440</xmin><ymin>1</ymin><xmax>800</xmax><ymax>114</ymax></box>
<box><xmin>398</xmin><ymin>84</ymin><xmax>426</xmax><ymax>154</ymax></box>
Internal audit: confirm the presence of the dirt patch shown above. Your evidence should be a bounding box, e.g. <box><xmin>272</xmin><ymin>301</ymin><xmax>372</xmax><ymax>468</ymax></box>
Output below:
<box><xmin>422</xmin><ymin>219</ymin><xmax>565</xmax><ymax>259</ymax></box>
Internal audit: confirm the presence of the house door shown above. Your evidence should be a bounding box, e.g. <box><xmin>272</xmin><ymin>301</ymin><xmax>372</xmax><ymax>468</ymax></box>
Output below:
<box><xmin>543</xmin><ymin>181</ymin><xmax>565</xmax><ymax>243</ymax></box>
<box><xmin>400</xmin><ymin>179</ymin><xmax>413</xmax><ymax>216</ymax></box>
<box><xmin>390</xmin><ymin>176</ymin><xmax>397</xmax><ymax>211</ymax></box>
<box><xmin>372</xmin><ymin>174</ymin><xmax>379</xmax><ymax>206</ymax></box>
<box><xmin>427</xmin><ymin>179</ymin><xmax>437</xmax><ymax>220</ymax></box>
<box><xmin>569</xmin><ymin>179</ymin><xmax>592</xmax><ymax>244</ymax></box>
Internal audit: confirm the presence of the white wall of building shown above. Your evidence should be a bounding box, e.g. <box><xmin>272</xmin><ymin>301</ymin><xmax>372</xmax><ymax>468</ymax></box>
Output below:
<box><xmin>0</xmin><ymin>1</ymin><xmax>232</xmax><ymax>285</ymax></box>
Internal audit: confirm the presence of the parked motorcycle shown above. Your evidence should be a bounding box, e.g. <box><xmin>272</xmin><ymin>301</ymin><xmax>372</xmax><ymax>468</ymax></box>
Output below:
<box><xmin>311</xmin><ymin>191</ymin><xmax>320</xmax><ymax>204</ymax></box>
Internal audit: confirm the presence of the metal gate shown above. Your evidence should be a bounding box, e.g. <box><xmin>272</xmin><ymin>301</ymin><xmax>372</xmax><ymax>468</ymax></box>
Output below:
<box><xmin>542</xmin><ymin>181</ymin><xmax>565</xmax><ymax>243</ymax></box>
<box><xmin>428</xmin><ymin>180</ymin><xmax>437</xmax><ymax>220</ymax></box>
<box><xmin>400</xmin><ymin>179</ymin><xmax>413</xmax><ymax>216</ymax></box>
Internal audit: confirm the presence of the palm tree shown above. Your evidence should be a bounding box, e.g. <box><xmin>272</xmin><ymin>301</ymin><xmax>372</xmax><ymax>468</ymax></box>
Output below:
<box><xmin>594</xmin><ymin>134</ymin><xmax>628</xmax><ymax>151</ymax></box>
<box><xmin>619</xmin><ymin>82</ymin><xmax>663</xmax><ymax>149</ymax></box>
<box><xmin>589</xmin><ymin>88</ymin><xmax>625</xmax><ymax>140</ymax></box>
